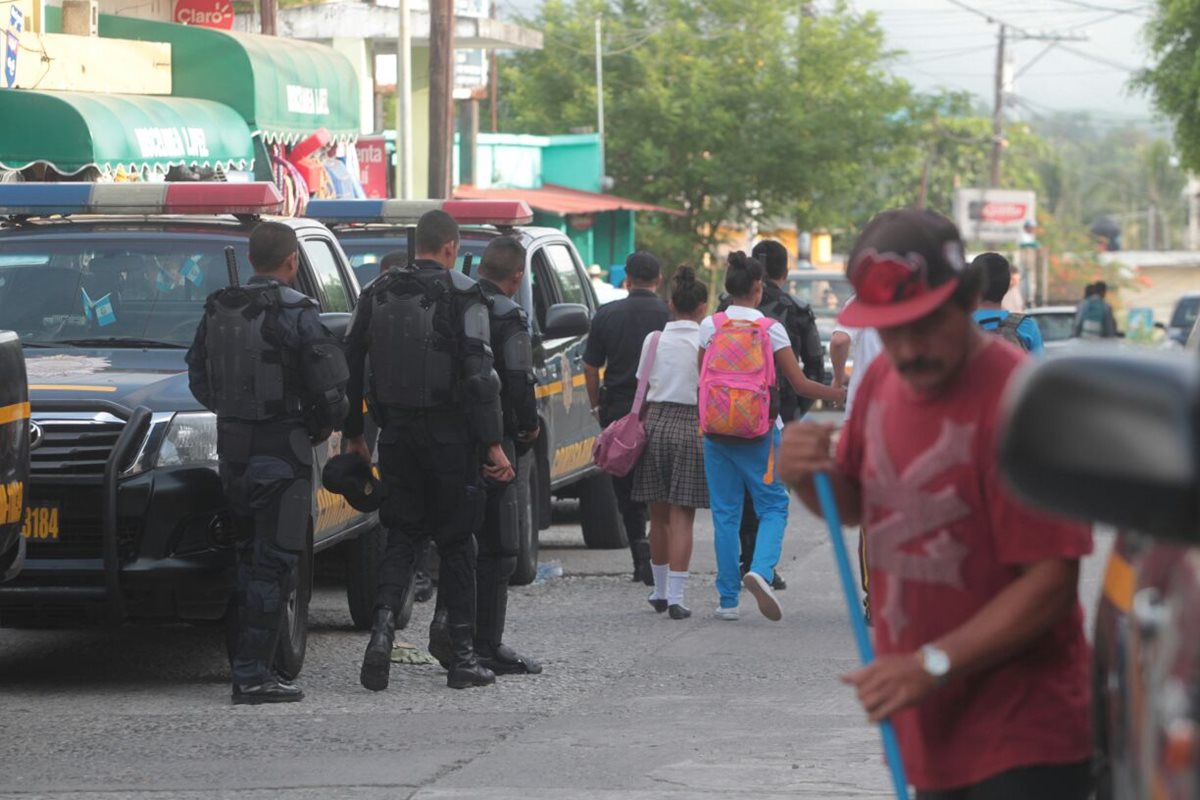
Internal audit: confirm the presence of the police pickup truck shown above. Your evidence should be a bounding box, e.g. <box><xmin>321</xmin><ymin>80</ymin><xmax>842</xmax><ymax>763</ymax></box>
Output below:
<box><xmin>0</xmin><ymin>183</ymin><xmax>383</xmax><ymax>677</ymax></box>
<box><xmin>306</xmin><ymin>199</ymin><xmax>627</xmax><ymax>585</ymax></box>
<box><xmin>0</xmin><ymin>328</ymin><xmax>28</xmax><ymax>582</ymax></box>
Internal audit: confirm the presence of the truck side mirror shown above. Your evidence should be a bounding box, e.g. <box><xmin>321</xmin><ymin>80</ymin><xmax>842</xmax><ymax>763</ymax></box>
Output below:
<box><xmin>320</xmin><ymin>312</ymin><xmax>352</xmax><ymax>339</ymax></box>
<box><xmin>543</xmin><ymin>303</ymin><xmax>590</xmax><ymax>339</ymax></box>
<box><xmin>999</xmin><ymin>350</ymin><xmax>1200</xmax><ymax>544</ymax></box>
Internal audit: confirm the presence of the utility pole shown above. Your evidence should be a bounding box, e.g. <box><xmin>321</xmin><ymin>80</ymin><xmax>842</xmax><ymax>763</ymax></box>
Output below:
<box><xmin>490</xmin><ymin>1</ymin><xmax>498</xmax><ymax>133</ymax></box>
<box><xmin>260</xmin><ymin>0</ymin><xmax>277</xmax><ymax>35</ymax></box>
<box><xmin>395</xmin><ymin>0</ymin><xmax>414</xmax><ymax>199</ymax></box>
<box><xmin>595</xmin><ymin>17</ymin><xmax>606</xmax><ymax>181</ymax></box>
<box><xmin>989</xmin><ymin>24</ymin><xmax>1006</xmax><ymax>188</ymax></box>
<box><xmin>428</xmin><ymin>0</ymin><xmax>455</xmax><ymax>199</ymax></box>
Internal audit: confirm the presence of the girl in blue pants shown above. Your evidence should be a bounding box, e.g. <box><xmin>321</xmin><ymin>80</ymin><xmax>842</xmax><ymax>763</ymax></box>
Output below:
<box><xmin>699</xmin><ymin>252</ymin><xmax>845</xmax><ymax>621</ymax></box>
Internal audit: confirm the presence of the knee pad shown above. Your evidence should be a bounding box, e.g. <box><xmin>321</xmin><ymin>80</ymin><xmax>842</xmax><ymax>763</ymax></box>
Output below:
<box><xmin>265</xmin><ymin>479</ymin><xmax>312</xmax><ymax>552</ymax></box>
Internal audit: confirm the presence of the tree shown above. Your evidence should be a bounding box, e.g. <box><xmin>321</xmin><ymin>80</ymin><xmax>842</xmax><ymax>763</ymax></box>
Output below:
<box><xmin>1136</xmin><ymin>0</ymin><xmax>1200</xmax><ymax>174</ymax></box>
<box><xmin>495</xmin><ymin>0</ymin><xmax>912</xmax><ymax>267</ymax></box>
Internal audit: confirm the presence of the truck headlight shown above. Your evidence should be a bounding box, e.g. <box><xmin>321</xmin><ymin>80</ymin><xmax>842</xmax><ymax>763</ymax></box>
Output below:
<box><xmin>155</xmin><ymin>412</ymin><xmax>219</xmax><ymax>469</ymax></box>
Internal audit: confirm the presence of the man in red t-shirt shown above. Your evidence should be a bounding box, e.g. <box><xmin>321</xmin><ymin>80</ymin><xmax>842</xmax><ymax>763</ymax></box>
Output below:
<box><xmin>779</xmin><ymin>209</ymin><xmax>1092</xmax><ymax>799</ymax></box>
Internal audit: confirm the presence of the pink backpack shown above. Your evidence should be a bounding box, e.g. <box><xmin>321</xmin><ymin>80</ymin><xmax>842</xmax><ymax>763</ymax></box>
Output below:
<box><xmin>699</xmin><ymin>312</ymin><xmax>777</xmax><ymax>440</ymax></box>
<box><xmin>592</xmin><ymin>332</ymin><xmax>662</xmax><ymax>477</ymax></box>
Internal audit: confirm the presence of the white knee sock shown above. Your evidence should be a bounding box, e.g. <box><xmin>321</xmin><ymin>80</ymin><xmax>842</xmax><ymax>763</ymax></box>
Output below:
<box><xmin>667</xmin><ymin>571</ymin><xmax>688</xmax><ymax>607</ymax></box>
<box><xmin>650</xmin><ymin>563</ymin><xmax>669</xmax><ymax>600</ymax></box>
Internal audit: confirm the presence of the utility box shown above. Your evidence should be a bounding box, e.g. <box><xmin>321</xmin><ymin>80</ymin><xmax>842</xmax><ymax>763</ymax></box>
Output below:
<box><xmin>62</xmin><ymin>0</ymin><xmax>99</xmax><ymax>36</ymax></box>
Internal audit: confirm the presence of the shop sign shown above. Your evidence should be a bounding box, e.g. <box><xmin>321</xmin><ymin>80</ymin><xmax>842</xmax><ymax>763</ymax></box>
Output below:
<box><xmin>953</xmin><ymin>188</ymin><xmax>1037</xmax><ymax>245</ymax></box>
<box><xmin>173</xmin><ymin>0</ymin><xmax>234</xmax><ymax>30</ymax></box>
<box><xmin>4</xmin><ymin>7</ymin><xmax>23</xmax><ymax>90</ymax></box>
<box><xmin>355</xmin><ymin>137</ymin><xmax>389</xmax><ymax>199</ymax></box>
<box><xmin>134</xmin><ymin>127</ymin><xmax>210</xmax><ymax>160</ymax></box>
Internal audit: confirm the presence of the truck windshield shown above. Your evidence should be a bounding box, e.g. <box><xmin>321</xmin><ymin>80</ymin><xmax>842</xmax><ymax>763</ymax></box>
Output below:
<box><xmin>786</xmin><ymin>274</ymin><xmax>855</xmax><ymax>318</ymax></box>
<box><xmin>338</xmin><ymin>236</ymin><xmax>490</xmax><ymax>290</ymax></box>
<box><xmin>0</xmin><ymin>235</ymin><xmax>251</xmax><ymax>347</ymax></box>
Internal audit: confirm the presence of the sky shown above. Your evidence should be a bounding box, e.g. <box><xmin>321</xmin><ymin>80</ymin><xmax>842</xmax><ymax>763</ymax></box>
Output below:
<box><xmin>499</xmin><ymin>0</ymin><xmax>1161</xmax><ymax>127</ymax></box>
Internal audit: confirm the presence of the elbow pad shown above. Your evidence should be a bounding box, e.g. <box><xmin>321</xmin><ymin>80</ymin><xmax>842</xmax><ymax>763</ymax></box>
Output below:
<box><xmin>467</xmin><ymin>368</ymin><xmax>501</xmax><ymax>402</ymax></box>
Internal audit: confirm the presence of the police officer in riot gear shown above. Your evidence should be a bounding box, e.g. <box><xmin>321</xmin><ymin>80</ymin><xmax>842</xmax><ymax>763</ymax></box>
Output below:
<box><xmin>342</xmin><ymin>209</ymin><xmax>513</xmax><ymax>692</ymax></box>
<box><xmin>428</xmin><ymin>236</ymin><xmax>541</xmax><ymax>676</ymax></box>
<box><xmin>186</xmin><ymin>221</ymin><xmax>349</xmax><ymax>704</ymax></box>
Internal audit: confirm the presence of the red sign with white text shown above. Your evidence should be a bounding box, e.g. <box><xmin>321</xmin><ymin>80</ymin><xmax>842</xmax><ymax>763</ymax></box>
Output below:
<box><xmin>355</xmin><ymin>138</ymin><xmax>390</xmax><ymax>199</ymax></box>
<box><xmin>174</xmin><ymin>0</ymin><xmax>234</xmax><ymax>30</ymax></box>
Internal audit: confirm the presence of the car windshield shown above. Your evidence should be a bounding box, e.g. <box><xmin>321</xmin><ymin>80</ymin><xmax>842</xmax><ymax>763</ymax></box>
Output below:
<box><xmin>0</xmin><ymin>234</ymin><xmax>251</xmax><ymax>347</ymax></box>
<box><xmin>338</xmin><ymin>236</ymin><xmax>491</xmax><ymax>290</ymax></box>
<box><xmin>1033</xmin><ymin>312</ymin><xmax>1075</xmax><ymax>342</ymax></box>
<box><xmin>786</xmin><ymin>274</ymin><xmax>854</xmax><ymax>318</ymax></box>
<box><xmin>1171</xmin><ymin>296</ymin><xmax>1200</xmax><ymax>329</ymax></box>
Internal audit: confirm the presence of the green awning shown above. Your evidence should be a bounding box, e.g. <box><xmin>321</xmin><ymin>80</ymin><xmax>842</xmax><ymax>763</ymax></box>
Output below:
<box><xmin>99</xmin><ymin>16</ymin><xmax>360</xmax><ymax>146</ymax></box>
<box><xmin>0</xmin><ymin>90</ymin><xmax>256</xmax><ymax>176</ymax></box>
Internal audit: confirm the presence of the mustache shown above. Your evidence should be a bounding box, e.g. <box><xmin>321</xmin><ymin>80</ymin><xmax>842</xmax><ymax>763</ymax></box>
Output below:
<box><xmin>897</xmin><ymin>357</ymin><xmax>943</xmax><ymax>375</ymax></box>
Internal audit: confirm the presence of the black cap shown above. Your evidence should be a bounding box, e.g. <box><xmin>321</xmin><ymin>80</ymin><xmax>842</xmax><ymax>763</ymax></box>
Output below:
<box><xmin>625</xmin><ymin>250</ymin><xmax>662</xmax><ymax>283</ymax></box>
<box><xmin>322</xmin><ymin>454</ymin><xmax>385</xmax><ymax>513</ymax></box>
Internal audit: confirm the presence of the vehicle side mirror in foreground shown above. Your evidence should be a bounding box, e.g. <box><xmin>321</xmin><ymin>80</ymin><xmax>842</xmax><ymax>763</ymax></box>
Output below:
<box><xmin>543</xmin><ymin>303</ymin><xmax>590</xmax><ymax>339</ymax></box>
<box><xmin>320</xmin><ymin>312</ymin><xmax>352</xmax><ymax>339</ymax></box>
<box><xmin>1000</xmin><ymin>350</ymin><xmax>1200</xmax><ymax>544</ymax></box>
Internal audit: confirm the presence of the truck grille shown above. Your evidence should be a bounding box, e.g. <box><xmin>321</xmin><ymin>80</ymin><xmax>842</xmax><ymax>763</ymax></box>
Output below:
<box><xmin>24</xmin><ymin>486</ymin><xmax>140</xmax><ymax>561</ymax></box>
<box><xmin>30</xmin><ymin>412</ymin><xmax>126</xmax><ymax>481</ymax></box>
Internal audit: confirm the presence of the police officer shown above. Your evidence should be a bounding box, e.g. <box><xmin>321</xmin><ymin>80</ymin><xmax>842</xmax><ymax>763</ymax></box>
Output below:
<box><xmin>342</xmin><ymin>210</ymin><xmax>513</xmax><ymax>692</ymax></box>
<box><xmin>718</xmin><ymin>239</ymin><xmax>824</xmax><ymax>590</ymax></box>
<box><xmin>428</xmin><ymin>236</ymin><xmax>542</xmax><ymax>676</ymax></box>
<box><xmin>186</xmin><ymin>222</ymin><xmax>349</xmax><ymax>705</ymax></box>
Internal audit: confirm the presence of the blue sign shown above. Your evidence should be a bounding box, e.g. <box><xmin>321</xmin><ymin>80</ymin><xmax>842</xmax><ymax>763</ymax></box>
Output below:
<box><xmin>4</xmin><ymin>6</ymin><xmax>22</xmax><ymax>90</ymax></box>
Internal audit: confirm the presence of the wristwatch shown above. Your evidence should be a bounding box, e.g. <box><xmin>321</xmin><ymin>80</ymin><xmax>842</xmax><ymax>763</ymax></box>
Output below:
<box><xmin>919</xmin><ymin>644</ymin><xmax>951</xmax><ymax>685</ymax></box>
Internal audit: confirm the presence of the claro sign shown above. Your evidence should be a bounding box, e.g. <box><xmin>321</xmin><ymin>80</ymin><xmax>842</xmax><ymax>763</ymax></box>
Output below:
<box><xmin>953</xmin><ymin>188</ymin><xmax>1037</xmax><ymax>245</ymax></box>
<box><xmin>173</xmin><ymin>0</ymin><xmax>234</xmax><ymax>30</ymax></box>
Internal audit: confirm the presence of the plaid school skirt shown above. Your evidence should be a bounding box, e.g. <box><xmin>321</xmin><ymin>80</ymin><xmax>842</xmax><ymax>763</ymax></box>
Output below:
<box><xmin>632</xmin><ymin>402</ymin><xmax>709</xmax><ymax>509</ymax></box>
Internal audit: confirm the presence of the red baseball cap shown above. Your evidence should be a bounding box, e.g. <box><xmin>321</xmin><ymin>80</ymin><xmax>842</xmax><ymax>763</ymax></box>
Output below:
<box><xmin>838</xmin><ymin>209</ymin><xmax>968</xmax><ymax>329</ymax></box>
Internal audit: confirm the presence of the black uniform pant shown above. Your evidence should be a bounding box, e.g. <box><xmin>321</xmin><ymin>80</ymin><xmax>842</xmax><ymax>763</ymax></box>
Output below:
<box><xmin>915</xmin><ymin>760</ymin><xmax>1091</xmax><ymax>800</ymax></box>
<box><xmin>475</xmin><ymin>440</ymin><xmax>519</xmax><ymax>646</ymax></box>
<box><xmin>375</xmin><ymin>411</ymin><xmax>484</xmax><ymax>629</ymax></box>
<box><xmin>601</xmin><ymin>401</ymin><xmax>647</xmax><ymax>558</ymax></box>
<box><xmin>218</xmin><ymin>421</ymin><xmax>311</xmax><ymax>686</ymax></box>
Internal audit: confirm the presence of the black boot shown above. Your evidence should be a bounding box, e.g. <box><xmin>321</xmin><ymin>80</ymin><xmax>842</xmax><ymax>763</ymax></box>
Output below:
<box><xmin>359</xmin><ymin>606</ymin><xmax>396</xmax><ymax>692</ymax></box>
<box><xmin>477</xmin><ymin>640</ymin><xmax>543</xmax><ymax>676</ymax></box>
<box><xmin>630</xmin><ymin>539</ymin><xmax>653</xmax><ymax>585</ymax></box>
<box><xmin>427</xmin><ymin>606</ymin><xmax>452</xmax><ymax>671</ymax></box>
<box><xmin>446</xmin><ymin>624</ymin><xmax>495</xmax><ymax>689</ymax></box>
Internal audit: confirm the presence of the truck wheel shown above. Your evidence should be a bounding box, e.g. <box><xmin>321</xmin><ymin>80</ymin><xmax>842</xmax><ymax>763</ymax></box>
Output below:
<box><xmin>578</xmin><ymin>472</ymin><xmax>627</xmax><ymax>550</ymax></box>
<box><xmin>345</xmin><ymin>523</ymin><xmax>387</xmax><ymax>630</ymax></box>
<box><xmin>510</xmin><ymin>455</ymin><xmax>539</xmax><ymax>586</ymax></box>
<box><xmin>274</xmin><ymin>525</ymin><xmax>313</xmax><ymax>682</ymax></box>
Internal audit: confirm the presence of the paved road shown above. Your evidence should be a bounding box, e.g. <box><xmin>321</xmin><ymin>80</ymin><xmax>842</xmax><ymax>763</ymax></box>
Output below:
<box><xmin>0</xmin><ymin>491</ymin><xmax>1111</xmax><ymax>799</ymax></box>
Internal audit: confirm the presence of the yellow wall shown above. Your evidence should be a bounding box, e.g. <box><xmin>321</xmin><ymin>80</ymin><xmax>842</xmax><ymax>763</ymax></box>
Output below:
<box><xmin>1122</xmin><ymin>266</ymin><xmax>1200</xmax><ymax>324</ymax></box>
<box><xmin>13</xmin><ymin>32</ymin><xmax>170</xmax><ymax>92</ymax></box>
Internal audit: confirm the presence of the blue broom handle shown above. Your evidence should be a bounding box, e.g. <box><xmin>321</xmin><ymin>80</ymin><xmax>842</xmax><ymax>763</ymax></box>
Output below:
<box><xmin>813</xmin><ymin>471</ymin><xmax>909</xmax><ymax>800</ymax></box>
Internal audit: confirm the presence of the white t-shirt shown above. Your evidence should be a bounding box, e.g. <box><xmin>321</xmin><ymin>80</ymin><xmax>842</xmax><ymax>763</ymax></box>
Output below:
<box><xmin>635</xmin><ymin>320</ymin><xmax>701</xmax><ymax>405</ymax></box>
<box><xmin>832</xmin><ymin>319</ymin><xmax>883</xmax><ymax>423</ymax></box>
<box><xmin>699</xmin><ymin>305</ymin><xmax>791</xmax><ymax>353</ymax></box>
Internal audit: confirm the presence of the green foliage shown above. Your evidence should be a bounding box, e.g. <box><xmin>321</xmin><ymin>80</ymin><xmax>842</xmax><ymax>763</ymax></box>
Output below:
<box><xmin>495</xmin><ymin>0</ymin><xmax>912</xmax><ymax>267</ymax></box>
<box><xmin>1135</xmin><ymin>0</ymin><xmax>1200</xmax><ymax>173</ymax></box>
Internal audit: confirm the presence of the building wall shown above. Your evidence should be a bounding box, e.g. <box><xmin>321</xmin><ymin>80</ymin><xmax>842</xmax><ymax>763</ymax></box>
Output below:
<box><xmin>541</xmin><ymin>136</ymin><xmax>601</xmax><ymax>193</ymax></box>
<box><xmin>1122</xmin><ymin>265</ymin><xmax>1200</xmax><ymax>324</ymax></box>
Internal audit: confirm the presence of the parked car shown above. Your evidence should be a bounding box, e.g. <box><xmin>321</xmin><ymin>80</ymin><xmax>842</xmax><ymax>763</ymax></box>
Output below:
<box><xmin>0</xmin><ymin>328</ymin><xmax>27</xmax><ymax>582</ymax></box>
<box><xmin>1001</xmin><ymin>347</ymin><xmax>1200</xmax><ymax>800</ymax></box>
<box><xmin>0</xmin><ymin>182</ymin><xmax>384</xmax><ymax>678</ymax></box>
<box><xmin>306</xmin><ymin>199</ymin><xmax>628</xmax><ymax>585</ymax></box>
<box><xmin>1025</xmin><ymin>305</ymin><xmax>1079</xmax><ymax>352</ymax></box>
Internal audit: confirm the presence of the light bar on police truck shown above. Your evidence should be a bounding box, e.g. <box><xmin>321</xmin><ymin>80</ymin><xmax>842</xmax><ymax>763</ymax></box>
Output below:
<box><xmin>0</xmin><ymin>183</ymin><xmax>284</xmax><ymax>217</ymax></box>
<box><xmin>306</xmin><ymin>199</ymin><xmax>534</xmax><ymax>227</ymax></box>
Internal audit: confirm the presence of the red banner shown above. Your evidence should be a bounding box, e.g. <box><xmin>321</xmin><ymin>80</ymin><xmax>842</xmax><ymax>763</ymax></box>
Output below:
<box><xmin>355</xmin><ymin>137</ymin><xmax>390</xmax><ymax>199</ymax></box>
<box><xmin>173</xmin><ymin>0</ymin><xmax>234</xmax><ymax>29</ymax></box>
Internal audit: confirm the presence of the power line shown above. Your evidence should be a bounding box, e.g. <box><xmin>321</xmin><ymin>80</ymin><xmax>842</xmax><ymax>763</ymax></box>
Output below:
<box><xmin>1043</xmin><ymin>0</ymin><xmax>1149</xmax><ymax>14</ymax></box>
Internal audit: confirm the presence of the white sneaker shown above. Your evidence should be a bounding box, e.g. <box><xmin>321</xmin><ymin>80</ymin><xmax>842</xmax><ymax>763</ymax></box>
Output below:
<box><xmin>713</xmin><ymin>606</ymin><xmax>740</xmax><ymax>621</ymax></box>
<box><xmin>743</xmin><ymin>572</ymin><xmax>783</xmax><ymax>621</ymax></box>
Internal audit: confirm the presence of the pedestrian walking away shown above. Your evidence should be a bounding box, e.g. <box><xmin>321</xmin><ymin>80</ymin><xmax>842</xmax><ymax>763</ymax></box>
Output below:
<box><xmin>717</xmin><ymin>239</ymin><xmax>825</xmax><ymax>592</ymax></box>
<box><xmin>428</xmin><ymin>235</ymin><xmax>543</xmax><ymax>676</ymax></box>
<box><xmin>699</xmin><ymin>251</ymin><xmax>845</xmax><ymax>622</ymax></box>
<box><xmin>1073</xmin><ymin>279</ymin><xmax>1118</xmax><ymax>339</ymax></box>
<box><xmin>583</xmin><ymin>250</ymin><xmax>670</xmax><ymax>585</ymax></box>
<box><xmin>342</xmin><ymin>209</ymin><xmax>514</xmax><ymax>692</ymax></box>
<box><xmin>631</xmin><ymin>267</ymin><xmax>710</xmax><ymax>621</ymax></box>
<box><xmin>186</xmin><ymin>221</ymin><xmax>350</xmax><ymax>705</ymax></box>
<box><xmin>971</xmin><ymin>252</ymin><xmax>1043</xmax><ymax>355</ymax></box>
<box><xmin>779</xmin><ymin>208</ymin><xmax>1093</xmax><ymax>799</ymax></box>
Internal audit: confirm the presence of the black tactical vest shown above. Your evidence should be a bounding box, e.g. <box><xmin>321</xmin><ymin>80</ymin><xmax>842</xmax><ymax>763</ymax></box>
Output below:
<box><xmin>203</xmin><ymin>284</ymin><xmax>303</xmax><ymax>421</ymax></box>
<box><xmin>368</xmin><ymin>268</ymin><xmax>468</xmax><ymax>408</ymax></box>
